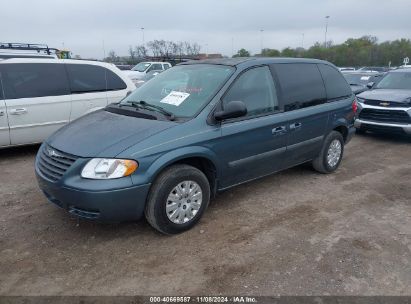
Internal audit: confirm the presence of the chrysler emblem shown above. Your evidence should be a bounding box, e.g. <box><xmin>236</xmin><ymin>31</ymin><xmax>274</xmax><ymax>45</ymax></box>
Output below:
<box><xmin>379</xmin><ymin>102</ymin><xmax>390</xmax><ymax>107</ymax></box>
<box><xmin>46</xmin><ymin>147</ymin><xmax>62</xmax><ymax>158</ymax></box>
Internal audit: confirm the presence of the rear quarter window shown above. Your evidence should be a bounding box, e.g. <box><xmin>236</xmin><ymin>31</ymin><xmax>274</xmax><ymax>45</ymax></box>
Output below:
<box><xmin>273</xmin><ymin>63</ymin><xmax>326</xmax><ymax>111</ymax></box>
<box><xmin>66</xmin><ymin>64</ymin><xmax>127</xmax><ymax>93</ymax></box>
<box><xmin>318</xmin><ymin>64</ymin><xmax>352</xmax><ymax>100</ymax></box>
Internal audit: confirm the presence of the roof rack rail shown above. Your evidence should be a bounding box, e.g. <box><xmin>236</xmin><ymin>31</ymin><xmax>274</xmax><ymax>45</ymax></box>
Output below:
<box><xmin>0</xmin><ymin>42</ymin><xmax>60</xmax><ymax>55</ymax></box>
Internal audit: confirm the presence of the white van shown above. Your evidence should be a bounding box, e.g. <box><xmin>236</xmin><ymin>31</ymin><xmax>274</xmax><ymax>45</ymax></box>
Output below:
<box><xmin>0</xmin><ymin>58</ymin><xmax>135</xmax><ymax>148</ymax></box>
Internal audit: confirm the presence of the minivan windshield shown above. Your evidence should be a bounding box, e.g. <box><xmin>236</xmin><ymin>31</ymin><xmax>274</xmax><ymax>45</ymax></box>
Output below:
<box><xmin>121</xmin><ymin>64</ymin><xmax>235</xmax><ymax>117</ymax></box>
<box><xmin>375</xmin><ymin>72</ymin><xmax>411</xmax><ymax>90</ymax></box>
<box><xmin>132</xmin><ymin>62</ymin><xmax>151</xmax><ymax>72</ymax></box>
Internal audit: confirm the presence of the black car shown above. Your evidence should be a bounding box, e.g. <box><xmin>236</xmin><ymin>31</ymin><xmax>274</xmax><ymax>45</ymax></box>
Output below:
<box><xmin>355</xmin><ymin>68</ymin><xmax>411</xmax><ymax>135</ymax></box>
<box><xmin>343</xmin><ymin>71</ymin><xmax>385</xmax><ymax>94</ymax></box>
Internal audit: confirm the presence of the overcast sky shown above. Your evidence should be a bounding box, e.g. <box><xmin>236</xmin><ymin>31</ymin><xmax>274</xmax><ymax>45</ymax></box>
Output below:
<box><xmin>1</xmin><ymin>0</ymin><xmax>410</xmax><ymax>58</ymax></box>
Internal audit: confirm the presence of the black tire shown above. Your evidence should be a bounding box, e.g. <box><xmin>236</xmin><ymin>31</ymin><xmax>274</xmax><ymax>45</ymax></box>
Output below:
<box><xmin>145</xmin><ymin>164</ymin><xmax>210</xmax><ymax>235</ymax></box>
<box><xmin>312</xmin><ymin>131</ymin><xmax>345</xmax><ymax>174</ymax></box>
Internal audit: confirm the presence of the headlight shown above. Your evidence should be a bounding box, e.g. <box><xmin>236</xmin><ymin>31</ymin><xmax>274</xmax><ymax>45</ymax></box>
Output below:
<box><xmin>81</xmin><ymin>158</ymin><xmax>138</xmax><ymax>179</ymax></box>
<box><xmin>357</xmin><ymin>97</ymin><xmax>365</xmax><ymax>104</ymax></box>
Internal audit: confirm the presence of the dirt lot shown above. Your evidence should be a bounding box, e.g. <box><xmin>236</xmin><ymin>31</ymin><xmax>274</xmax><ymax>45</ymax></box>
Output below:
<box><xmin>0</xmin><ymin>133</ymin><xmax>410</xmax><ymax>296</ymax></box>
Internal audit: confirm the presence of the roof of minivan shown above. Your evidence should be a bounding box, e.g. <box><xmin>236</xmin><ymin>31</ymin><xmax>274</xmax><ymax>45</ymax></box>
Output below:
<box><xmin>179</xmin><ymin>57</ymin><xmax>331</xmax><ymax>67</ymax></box>
<box><xmin>0</xmin><ymin>58</ymin><xmax>115</xmax><ymax>67</ymax></box>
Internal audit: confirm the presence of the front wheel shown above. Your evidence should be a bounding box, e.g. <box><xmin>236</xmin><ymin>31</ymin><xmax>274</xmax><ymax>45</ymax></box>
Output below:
<box><xmin>145</xmin><ymin>164</ymin><xmax>210</xmax><ymax>235</ymax></box>
<box><xmin>312</xmin><ymin>131</ymin><xmax>345</xmax><ymax>174</ymax></box>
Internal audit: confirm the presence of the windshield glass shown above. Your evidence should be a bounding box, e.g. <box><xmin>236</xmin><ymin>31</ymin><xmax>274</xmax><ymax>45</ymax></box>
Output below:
<box><xmin>375</xmin><ymin>72</ymin><xmax>411</xmax><ymax>90</ymax></box>
<box><xmin>344</xmin><ymin>74</ymin><xmax>375</xmax><ymax>85</ymax></box>
<box><xmin>132</xmin><ymin>62</ymin><xmax>151</xmax><ymax>72</ymax></box>
<box><xmin>121</xmin><ymin>64</ymin><xmax>235</xmax><ymax>117</ymax></box>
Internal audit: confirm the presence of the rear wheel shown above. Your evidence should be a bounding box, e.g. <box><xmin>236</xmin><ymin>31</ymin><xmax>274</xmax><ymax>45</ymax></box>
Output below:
<box><xmin>312</xmin><ymin>131</ymin><xmax>344</xmax><ymax>174</ymax></box>
<box><xmin>145</xmin><ymin>164</ymin><xmax>210</xmax><ymax>235</ymax></box>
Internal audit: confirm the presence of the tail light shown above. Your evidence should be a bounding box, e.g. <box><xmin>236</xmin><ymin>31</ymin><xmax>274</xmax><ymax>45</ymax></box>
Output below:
<box><xmin>352</xmin><ymin>98</ymin><xmax>358</xmax><ymax>113</ymax></box>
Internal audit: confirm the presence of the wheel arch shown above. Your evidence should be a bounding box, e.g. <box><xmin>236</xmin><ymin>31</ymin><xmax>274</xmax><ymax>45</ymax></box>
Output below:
<box><xmin>145</xmin><ymin>146</ymin><xmax>220</xmax><ymax>197</ymax></box>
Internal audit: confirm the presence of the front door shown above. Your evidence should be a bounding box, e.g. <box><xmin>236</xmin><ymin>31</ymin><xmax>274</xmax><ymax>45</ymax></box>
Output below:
<box><xmin>1</xmin><ymin>63</ymin><xmax>71</xmax><ymax>145</ymax></box>
<box><xmin>0</xmin><ymin>96</ymin><xmax>10</xmax><ymax>147</ymax></box>
<box><xmin>213</xmin><ymin>66</ymin><xmax>288</xmax><ymax>188</ymax></box>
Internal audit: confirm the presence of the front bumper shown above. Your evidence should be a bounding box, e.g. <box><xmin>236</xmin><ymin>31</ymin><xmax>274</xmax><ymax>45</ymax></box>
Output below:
<box><xmin>35</xmin><ymin>156</ymin><xmax>151</xmax><ymax>222</ymax></box>
<box><xmin>354</xmin><ymin>119</ymin><xmax>411</xmax><ymax>135</ymax></box>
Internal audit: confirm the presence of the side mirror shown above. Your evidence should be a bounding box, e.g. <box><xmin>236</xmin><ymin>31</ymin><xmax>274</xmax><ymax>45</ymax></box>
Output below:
<box><xmin>366</xmin><ymin>82</ymin><xmax>375</xmax><ymax>89</ymax></box>
<box><xmin>214</xmin><ymin>101</ymin><xmax>247</xmax><ymax>121</ymax></box>
<box><xmin>126</xmin><ymin>91</ymin><xmax>132</xmax><ymax>96</ymax></box>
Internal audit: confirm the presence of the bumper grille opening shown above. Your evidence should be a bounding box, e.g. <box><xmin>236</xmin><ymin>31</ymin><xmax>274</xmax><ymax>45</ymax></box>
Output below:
<box><xmin>37</xmin><ymin>145</ymin><xmax>78</xmax><ymax>182</ymax></box>
<box><xmin>359</xmin><ymin>108</ymin><xmax>411</xmax><ymax>124</ymax></box>
<box><xmin>360</xmin><ymin>124</ymin><xmax>406</xmax><ymax>135</ymax></box>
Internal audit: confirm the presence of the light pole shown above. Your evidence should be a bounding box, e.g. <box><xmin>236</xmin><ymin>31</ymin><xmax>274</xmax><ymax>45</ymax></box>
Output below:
<box><xmin>141</xmin><ymin>27</ymin><xmax>145</xmax><ymax>45</ymax></box>
<box><xmin>301</xmin><ymin>33</ymin><xmax>305</xmax><ymax>49</ymax></box>
<box><xmin>260</xmin><ymin>29</ymin><xmax>264</xmax><ymax>55</ymax></box>
<box><xmin>324</xmin><ymin>16</ymin><xmax>330</xmax><ymax>48</ymax></box>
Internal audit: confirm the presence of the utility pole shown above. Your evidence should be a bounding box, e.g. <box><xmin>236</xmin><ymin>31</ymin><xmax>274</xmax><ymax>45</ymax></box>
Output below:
<box><xmin>260</xmin><ymin>29</ymin><xmax>264</xmax><ymax>55</ymax></box>
<box><xmin>324</xmin><ymin>16</ymin><xmax>330</xmax><ymax>48</ymax></box>
<box><xmin>141</xmin><ymin>27</ymin><xmax>145</xmax><ymax>45</ymax></box>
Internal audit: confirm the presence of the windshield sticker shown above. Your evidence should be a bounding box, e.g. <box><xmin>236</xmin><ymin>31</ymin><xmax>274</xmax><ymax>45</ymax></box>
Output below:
<box><xmin>160</xmin><ymin>91</ymin><xmax>190</xmax><ymax>106</ymax></box>
<box><xmin>360</xmin><ymin>76</ymin><xmax>371</xmax><ymax>81</ymax></box>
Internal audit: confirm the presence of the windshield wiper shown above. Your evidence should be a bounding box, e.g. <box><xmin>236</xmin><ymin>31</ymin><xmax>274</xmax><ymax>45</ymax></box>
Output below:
<box><xmin>129</xmin><ymin>101</ymin><xmax>176</xmax><ymax>121</ymax></box>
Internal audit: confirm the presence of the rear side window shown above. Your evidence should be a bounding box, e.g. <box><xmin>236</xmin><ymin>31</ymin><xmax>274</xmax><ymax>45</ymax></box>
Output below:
<box><xmin>318</xmin><ymin>64</ymin><xmax>352</xmax><ymax>100</ymax></box>
<box><xmin>149</xmin><ymin>63</ymin><xmax>163</xmax><ymax>72</ymax></box>
<box><xmin>66</xmin><ymin>64</ymin><xmax>126</xmax><ymax>93</ymax></box>
<box><xmin>223</xmin><ymin>66</ymin><xmax>279</xmax><ymax>117</ymax></box>
<box><xmin>273</xmin><ymin>63</ymin><xmax>326</xmax><ymax>111</ymax></box>
<box><xmin>0</xmin><ymin>63</ymin><xmax>70</xmax><ymax>99</ymax></box>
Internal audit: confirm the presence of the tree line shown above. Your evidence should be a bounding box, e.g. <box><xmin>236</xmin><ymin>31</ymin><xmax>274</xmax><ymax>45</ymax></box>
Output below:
<box><xmin>234</xmin><ymin>36</ymin><xmax>411</xmax><ymax>67</ymax></box>
<box><xmin>105</xmin><ymin>40</ymin><xmax>201</xmax><ymax>64</ymax></box>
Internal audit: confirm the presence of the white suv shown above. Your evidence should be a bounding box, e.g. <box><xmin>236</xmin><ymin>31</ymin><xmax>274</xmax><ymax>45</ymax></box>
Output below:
<box><xmin>0</xmin><ymin>58</ymin><xmax>135</xmax><ymax>148</ymax></box>
<box><xmin>123</xmin><ymin>61</ymin><xmax>172</xmax><ymax>83</ymax></box>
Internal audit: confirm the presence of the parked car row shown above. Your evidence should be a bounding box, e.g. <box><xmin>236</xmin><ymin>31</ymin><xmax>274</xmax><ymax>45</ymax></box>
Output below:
<box><xmin>1</xmin><ymin>52</ymin><xmax>409</xmax><ymax>235</ymax></box>
<box><xmin>0</xmin><ymin>58</ymin><xmax>135</xmax><ymax>148</ymax></box>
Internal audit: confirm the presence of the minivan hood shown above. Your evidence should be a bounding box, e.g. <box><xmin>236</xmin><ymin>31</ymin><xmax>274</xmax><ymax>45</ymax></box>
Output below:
<box><xmin>358</xmin><ymin>89</ymin><xmax>411</xmax><ymax>103</ymax></box>
<box><xmin>46</xmin><ymin>110</ymin><xmax>177</xmax><ymax>158</ymax></box>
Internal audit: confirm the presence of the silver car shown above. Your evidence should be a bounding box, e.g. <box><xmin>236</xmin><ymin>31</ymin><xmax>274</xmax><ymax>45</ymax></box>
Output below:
<box><xmin>355</xmin><ymin>68</ymin><xmax>411</xmax><ymax>135</ymax></box>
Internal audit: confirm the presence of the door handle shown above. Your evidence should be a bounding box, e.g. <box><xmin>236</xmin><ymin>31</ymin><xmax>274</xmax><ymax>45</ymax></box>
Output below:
<box><xmin>272</xmin><ymin>125</ymin><xmax>287</xmax><ymax>135</ymax></box>
<box><xmin>0</xmin><ymin>110</ymin><xmax>4</xmax><ymax>117</ymax></box>
<box><xmin>290</xmin><ymin>122</ymin><xmax>302</xmax><ymax>130</ymax></box>
<box><xmin>10</xmin><ymin>108</ymin><xmax>27</xmax><ymax>115</ymax></box>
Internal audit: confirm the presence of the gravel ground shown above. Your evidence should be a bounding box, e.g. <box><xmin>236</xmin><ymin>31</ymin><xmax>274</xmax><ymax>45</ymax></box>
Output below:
<box><xmin>0</xmin><ymin>133</ymin><xmax>410</xmax><ymax>296</ymax></box>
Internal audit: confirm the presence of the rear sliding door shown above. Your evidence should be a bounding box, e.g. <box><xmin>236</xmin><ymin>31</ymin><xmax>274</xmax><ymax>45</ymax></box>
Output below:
<box><xmin>271</xmin><ymin>63</ymin><xmax>328</xmax><ymax>165</ymax></box>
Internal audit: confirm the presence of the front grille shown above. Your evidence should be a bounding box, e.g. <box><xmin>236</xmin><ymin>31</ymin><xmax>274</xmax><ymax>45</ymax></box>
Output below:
<box><xmin>37</xmin><ymin>145</ymin><xmax>78</xmax><ymax>182</ymax></box>
<box><xmin>359</xmin><ymin>108</ymin><xmax>411</xmax><ymax>124</ymax></box>
<box><xmin>363</xmin><ymin>99</ymin><xmax>411</xmax><ymax>108</ymax></box>
<box><xmin>360</xmin><ymin>124</ymin><xmax>406</xmax><ymax>135</ymax></box>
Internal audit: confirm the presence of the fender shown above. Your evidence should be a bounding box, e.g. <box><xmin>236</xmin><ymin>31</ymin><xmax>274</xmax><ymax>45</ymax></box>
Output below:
<box><xmin>131</xmin><ymin>145</ymin><xmax>221</xmax><ymax>185</ymax></box>
<box><xmin>83</xmin><ymin>106</ymin><xmax>104</xmax><ymax>116</ymax></box>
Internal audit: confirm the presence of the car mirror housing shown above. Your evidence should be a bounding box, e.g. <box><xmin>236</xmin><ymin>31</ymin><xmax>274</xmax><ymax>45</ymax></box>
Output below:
<box><xmin>214</xmin><ymin>100</ymin><xmax>247</xmax><ymax>121</ymax></box>
<box><xmin>366</xmin><ymin>82</ymin><xmax>375</xmax><ymax>89</ymax></box>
